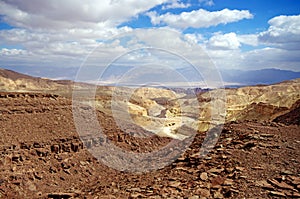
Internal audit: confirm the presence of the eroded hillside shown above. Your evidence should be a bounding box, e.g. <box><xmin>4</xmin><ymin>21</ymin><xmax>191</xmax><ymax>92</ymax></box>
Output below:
<box><xmin>1</xmin><ymin>68</ymin><xmax>299</xmax><ymax>140</ymax></box>
<box><xmin>87</xmin><ymin>78</ymin><xmax>300</xmax><ymax>139</ymax></box>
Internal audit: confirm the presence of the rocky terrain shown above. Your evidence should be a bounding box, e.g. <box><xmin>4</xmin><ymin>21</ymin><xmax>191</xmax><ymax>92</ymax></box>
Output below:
<box><xmin>0</xmin><ymin>69</ymin><xmax>299</xmax><ymax>198</ymax></box>
<box><xmin>0</xmin><ymin>68</ymin><xmax>89</xmax><ymax>97</ymax></box>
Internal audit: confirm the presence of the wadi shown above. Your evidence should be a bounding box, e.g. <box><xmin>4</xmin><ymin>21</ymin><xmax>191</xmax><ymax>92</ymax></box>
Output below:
<box><xmin>0</xmin><ymin>68</ymin><xmax>299</xmax><ymax>198</ymax></box>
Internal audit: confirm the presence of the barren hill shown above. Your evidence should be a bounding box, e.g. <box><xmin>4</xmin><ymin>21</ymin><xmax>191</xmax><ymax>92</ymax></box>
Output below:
<box><xmin>0</xmin><ymin>68</ymin><xmax>90</xmax><ymax>97</ymax></box>
<box><xmin>0</xmin><ymin>68</ymin><xmax>67</xmax><ymax>92</ymax></box>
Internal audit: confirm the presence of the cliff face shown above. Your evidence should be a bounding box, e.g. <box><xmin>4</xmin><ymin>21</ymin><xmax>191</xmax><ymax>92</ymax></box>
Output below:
<box><xmin>223</xmin><ymin>78</ymin><xmax>300</xmax><ymax>122</ymax></box>
<box><xmin>91</xmin><ymin>78</ymin><xmax>300</xmax><ymax>138</ymax></box>
<box><xmin>273</xmin><ymin>99</ymin><xmax>300</xmax><ymax>125</ymax></box>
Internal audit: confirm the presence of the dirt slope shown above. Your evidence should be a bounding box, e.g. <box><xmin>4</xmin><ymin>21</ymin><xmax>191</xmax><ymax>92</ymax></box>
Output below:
<box><xmin>273</xmin><ymin>100</ymin><xmax>300</xmax><ymax>125</ymax></box>
<box><xmin>0</xmin><ymin>92</ymin><xmax>299</xmax><ymax>198</ymax></box>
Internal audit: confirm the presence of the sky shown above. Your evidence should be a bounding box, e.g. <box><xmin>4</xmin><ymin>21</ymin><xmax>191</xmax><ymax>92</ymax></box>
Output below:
<box><xmin>0</xmin><ymin>0</ymin><xmax>300</xmax><ymax>82</ymax></box>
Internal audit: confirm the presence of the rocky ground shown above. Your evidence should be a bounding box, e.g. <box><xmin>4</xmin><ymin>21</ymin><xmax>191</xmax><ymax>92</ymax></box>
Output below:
<box><xmin>0</xmin><ymin>92</ymin><xmax>299</xmax><ymax>198</ymax></box>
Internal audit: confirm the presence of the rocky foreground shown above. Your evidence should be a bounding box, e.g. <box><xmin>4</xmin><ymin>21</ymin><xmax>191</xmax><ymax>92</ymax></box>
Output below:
<box><xmin>0</xmin><ymin>92</ymin><xmax>299</xmax><ymax>198</ymax></box>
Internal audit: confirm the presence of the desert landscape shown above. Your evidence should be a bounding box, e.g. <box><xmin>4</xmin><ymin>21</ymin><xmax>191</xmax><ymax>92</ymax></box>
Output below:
<box><xmin>0</xmin><ymin>68</ymin><xmax>299</xmax><ymax>198</ymax></box>
<box><xmin>1</xmin><ymin>0</ymin><xmax>300</xmax><ymax>198</ymax></box>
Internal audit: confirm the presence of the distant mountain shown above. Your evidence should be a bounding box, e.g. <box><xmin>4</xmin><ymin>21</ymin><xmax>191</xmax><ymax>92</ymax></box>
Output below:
<box><xmin>1</xmin><ymin>66</ymin><xmax>78</xmax><ymax>80</ymax></box>
<box><xmin>176</xmin><ymin>67</ymin><xmax>300</xmax><ymax>86</ymax></box>
<box><xmin>220</xmin><ymin>68</ymin><xmax>300</xmax><ymax>85</ymax></box>
<box><xmin>2</xmin><ymin>66</ymin><xmax>300</xmax><ymax>87</ymax></box>
<box><xmin>0</xmin><ymin>68</ymin><xmax>90</xmax><ymax>97</ymax></box>
<box><xmin>0</xmin><ymin>68</ymin><xmax>70</xmax><ymax>92</ymax></box>
<box><xmin>0</xmin><ymin>68</ymin><xmax>38</xmax><ymax>81</ymax></box>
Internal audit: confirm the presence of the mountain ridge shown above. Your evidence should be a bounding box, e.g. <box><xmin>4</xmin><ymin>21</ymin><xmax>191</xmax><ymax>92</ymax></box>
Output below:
<box><xmin>2</xmin><ymin>66</ymin><xmax>300</xmax><ymax>86</ymax></box>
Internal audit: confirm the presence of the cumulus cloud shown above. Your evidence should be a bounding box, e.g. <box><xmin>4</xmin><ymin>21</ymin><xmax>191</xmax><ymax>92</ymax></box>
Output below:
<box><xmin>258</xmin><ymin>15</ymin><xmax>300</xmax><ymax>50</ymax></box>
<box><xmin>0</xmin><ymin>0</ymin><xmax>170</xmax><ymax>30</ymax></box>
<box><xmin>184</xmin><ymin>34</ymin><xmax>204</xmax><ymax>44</ymax></box>
<box><xmin>206</xmin><ymin>32</ymin><xmax>241</xmax><ymax>50</ymax></box>
<box><xmin>237</xmin><ymin>34</ymin><xmax>258</xmax><ymax>46</ymax></box>
<box><xmin>0</xmin><ymin>0</ymin><xmax>299</xmax><ymax>78</ymax></box>
<box><xmin>147</xmin><ymin>8</ymin><xmax>253</xmax><ymax>29</ymax></box>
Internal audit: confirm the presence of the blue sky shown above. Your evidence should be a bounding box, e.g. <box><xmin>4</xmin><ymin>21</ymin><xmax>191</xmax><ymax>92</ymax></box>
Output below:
<box><xmin>0</xmin><ymin>0</ymin><xmax>299</xmax><ymax>81</ymax></box>
<box><xmin>119</xmin><ymin>0</ymin><xmax>299</xmax><ymax>34</ymax></box>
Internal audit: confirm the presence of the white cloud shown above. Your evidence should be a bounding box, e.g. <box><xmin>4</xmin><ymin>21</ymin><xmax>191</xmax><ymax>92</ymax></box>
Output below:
<box><xmin>258</xmin><ymin>15</ymin><xmax>300</xmax><ymax>50</ymax></box>
<box><xmin>1</xmin><ymin>27</ymin><xmax>300</xmax><ymax>78</ymax></box>
<box><xmin>241</xmin><ymin>47</ymin><xmax>300</xmax><ymax>71</ymax></box>
<box><xmin>0</xmin><ymin>0</ymin><xmax>171</xmax><ymax>71</ymax></box>
<box><xmin>162</xmin><ymin>0</ymin><xmax>191</xmax><ymax>10</ymax></box>
<box><xmin>1</xmin><ymin>0</ymin><xmax>300</xmax><ymax>78</ymax></box>
<box><xmin>237</xmin><ymin>34</ymin><xmax>258</xmax><ymax>46</ymax></box>
<box><xmin>0</xmin><ymin>0</ymin><xmax>170</xmax><ymax>30</ymax></box>
<box><xmin>206</xmin><ymin>32</ymin><xmax>241</xmax><ymax>50</ymax></box>
<box><xmin>0</xmin><ymin>48</ymin><xmax>27</xmax><ymax>56</ymax></box>
<box><xmin>184</xmin><ymin>34</ymin><xmax>204</xmax><ymax>44</ymax></box>
<box><xmin>147</xmin><ymin>8</ymin><xmax>253</xmax><ymax>29</ymax></box>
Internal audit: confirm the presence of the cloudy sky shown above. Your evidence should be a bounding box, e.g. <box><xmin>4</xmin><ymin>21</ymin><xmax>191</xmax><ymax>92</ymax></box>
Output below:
<box><xmin>0</xmin><ymin>0</ymin><xmax>299</xmax><ymax>81</ymax></box>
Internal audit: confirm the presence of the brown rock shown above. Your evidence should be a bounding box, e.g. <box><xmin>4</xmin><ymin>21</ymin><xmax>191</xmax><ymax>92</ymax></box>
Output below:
<box><xmin>169</xmin><ymin>181</ymin><xmax>181</xmax><ymax>188</ymax></box>
<box><xmin>71</xmin><ymin>143</ymin><xmax>80</xmax><ymax>152</ymax></box>
<box><xmin>260</xmin><ymin>134</ymin><xmax>274</xmax><ymax>138</ymax></box>
<box><xmin>281</xmin><ymin>170</ymin><xmax>293</xmax><ymax>175</ymax></box>
<box><xmin>36</xmin><ymin>148</ymin><xmax>49</xmax><ymax>157</ymax></box>
<box><xmin>252</xmin><ymin>166</ymin><xmax>264</xmax><ymax>170</ymax></box>
<box><xmin>79</xmin><ymin>161</ymin><xmax>87</xmax><ymax>166</ymax></box>
<box><xmin>211</xmin><ymin>176</ymin><xmax>226</xmax><ymax>187</ymax></box>
<box><xmin>11</xmin><ymin>180</ymin><xmax>21</xmax><ymax>185</ymax></box>
<box><xmin>61</xmin><ymin>143</ymin><xmax>71</xmax><ymax>152</ymax></box>
<box><xmin>255</xmin><ymin>180</ymin><xmax>274</xmax><ymax>190</ymax></box>
<box><xmin>214</xmin><ymin>191</ymin><xmax>224</xmax><ymax>199</ymax></box>
<box><xmin>223</xmin><ymin>179</ymin><xmax>234</xmax><ymax>186</ymax></box>
<box><xmin>235</xmin><ymin>167</ymin><xmax>245</xmax><ymax>171</ymax></box>
<box><xmin>11</xmin><ymin>155</ymin><xmax>21</xmax><ymax>162</ymax></box>
<box><xmin>26</xmin><ymin>181</ymin><xmax>36</xmax><ymax>191</ymax></box>
<box><xmin>63</xmin><ymin>169</ymin><xmax>71</xmax><ymax>175</ymax></box>
<box><xmin>195</xmin><ymin>188</ymin><xmax>210</xmax><ymax>198</ymax></box>
<box><xmin>229</xmin><ymin>189</ymin><xmax>239</xmax><ymax>193</ymax></box>
<box><xmin>268</xmin><ymin>179</ymin><xmax>294</xmax><ymax>190</ymax></box>
<box><xmin>269</xmin><ymin>191</ymin><xmax>286</xmax><ymax>197</ymax></box>
<box><xmin>290</xmin><ymin>192</ymin><xmax>300</xmax><ymax>198</ymax></box>
<box><xmin>48</xmin><ymin>192</ymin><xmax>78</xmax><ymax>198</ymax></box>
<box><xmin>51</xmin><ymin>144</ymin><xmax>60</xmax><ymax>153</ymax></box>
<box><xmin>34</xmin><ymin>172</ymin><xmax>43</xmax><ymax>180</ymax></box>
<box><xmin>20</xmin><ymin>142</ymin><xmax>31</xmax><ymax>150</ymax></box>
<box><xmin>208</xmin><ymin>168</ymin><xmax>224</xmax><ymax>174</ymax></box>
<box><xmin>130</xmin><ymin>192</ymin><xmax>144</xmax><ymax>198</ymax></box>
<box><xmin>188</xmin><ymin>196</ymin><xmax>199</xmax><ymax>199</ymax></box>
<box><xmin>289</xmin><ymin>176</ymin><xmax>300</xmax><ymax>185</ymax></box>
<box><xmin>200</xmin><ymin>172</ymin><xmax>208</xmax><ymax>181</ymax></box>
<box><xmin>242</xmin><ymin>142</ymin><xmax>256</xmax><ymax>150</ymax></box>
<box><xmin>33</xmin><ymin>142</ymin><xmax>42</xmax><ymax>148</ymax></box>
